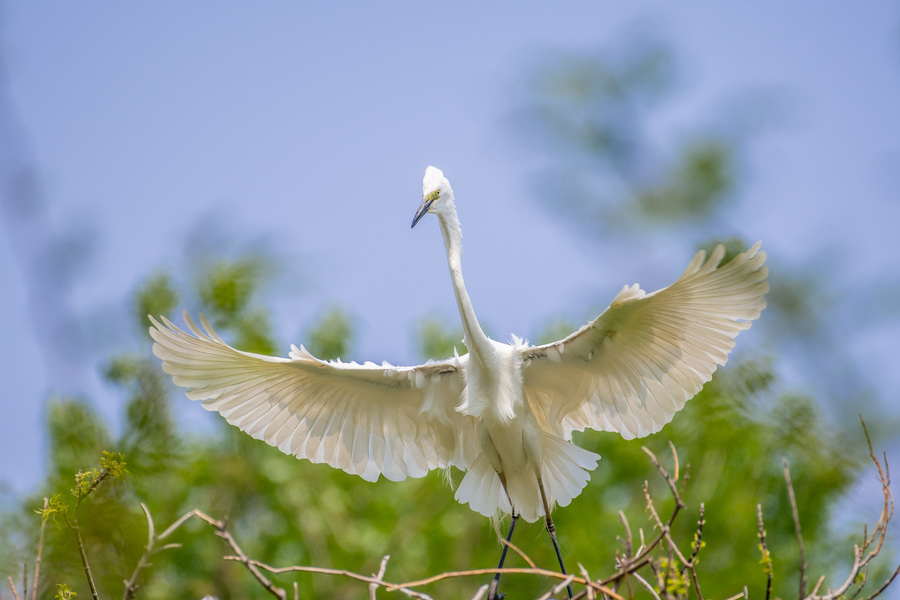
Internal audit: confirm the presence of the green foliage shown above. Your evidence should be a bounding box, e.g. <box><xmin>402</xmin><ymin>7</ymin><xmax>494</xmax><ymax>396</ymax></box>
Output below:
<box><xmin>634</xmin><ymin>139</ymin><xmax>734</xmax><ymax>222</ymax></box>
<box><xmin>416</xmin><ymin>316</ymin><xmax>464</xmax><ymax>359</ymax></box>
<box><xmin>517</xmin><ymin>36</ymin><xmax>740</xmax><ymax>235</ymax></box>
<box><xmin>71</xmin><ymin>451</ymin><xmax>128</xmax><ymax>502</ymax></box>
<box><xmin>305</xmin><ymin>305</ymin><xmax>353</xmax><ymax>360</ymax></box>
<box><xmin>656</xmin><ymin>556</ymin><xmax>689</xmax><ymax>596</ymax></box>
<box><xmin>54</xmin><ymin>583</ymin><xmax>77</xmax><ymax>599</ymax></box>
<box><xmin>133</xmin><ymin>271</ymin><xmax>178</xmax><ymax>331</ymax></box>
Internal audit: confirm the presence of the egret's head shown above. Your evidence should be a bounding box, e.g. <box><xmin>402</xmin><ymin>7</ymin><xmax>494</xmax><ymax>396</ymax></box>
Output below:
<box><xmin>411</xmin><ymin>166</ymin><xmax>452</xmax><ymax>228</ymax></box>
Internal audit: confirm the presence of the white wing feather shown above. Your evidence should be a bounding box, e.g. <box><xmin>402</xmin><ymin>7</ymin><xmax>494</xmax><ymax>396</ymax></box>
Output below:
<box><xmin>150</xmin><ymin>311</ymin><xmax>474</xmax><ymax>481</ymax></box>
<box><xmin>520</xmin><ymin>242</ymin><xmax>768</xmax><ymax>440</ymax></box>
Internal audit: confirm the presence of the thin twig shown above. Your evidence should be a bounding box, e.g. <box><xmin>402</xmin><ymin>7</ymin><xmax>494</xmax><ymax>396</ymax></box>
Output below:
<box><xmin>536</xmin><ymin>574</ymin><xmax>575</xmax><ymax>600</ymax></box>
<box><xmin>68</xmin><ymin>515</ymin><xmax>100</xmax><ymax>600</ymax></box>
<box><xmin>669</xmin><ymin>440</ymin><xmax>680</xmax><ymax>483</ymax></box>
<box><xmin>643</xmin><ymin>446</ymin><xmax>685</xmax><ymax>510</ymax></box>
<box><xmin>7</xmin><ymin>577</ymin><xmax>21</xmax><ymax>600</ymax></box>
<box><xmin>578</xmin><ymin>563</ymin><xmax>595</xmax><ymax>600</ymax></box>
<box><xmin>810</xmin><ymin>575</ymin><xmax>825</xmax><ymax>597</ymax></box>
<box><xmin>369</xmin><ymin>555</ymin><xmax>390</xmax><ymax>600</ymax></box>
<box><xmin>31</xmin><ymin>498</ymin><xmax>49</xmax><ymax>600</ymax></box>
<box><xmin>632</xmin><ymin>571</ymin><xmax>662</xmax><ymax>600</ymax></box>
<box><xmin>470</xmin><ymin>584</ymin><xmax>490</xmax><ymax>600</ymax></box>
<box><xmin>859</xmin><ymin>564</ymin><xmax>900</xmax><ymax>600</ymax></box>
<box><xmin>783</xmin><ymin>458</ymin><xmax>807</xmax><ymax>600</ymax></box>
<box><xmin>497</xmin><ymin>531</ymin><xmax>537</xmax><ymax>570</ymax></box>
<box><xmin>757</xmin><ymin>504</ymin><xmax>772</xmax><ymax>600</ymax></box>
<box><xmin>618</xmin><ymin>510</ymin><xmax>633</xmax><ymax>559</ymax></box>
<box><xmin>686</xmin><ymin>503</ymin><xmax>705</xmax><ymax>567</ymax></box>
<box><xmin>122</xmin><ymin>504</ymin><xmax>156</xmax><ymax>600</ymax></box>
<box><xmin>643</xmin><ymin>482</ymin><xmax>691</xmax><ymax>567</ymax></box>
<box><xmin>214</xmin><ymin>524</ymin><xmax>286</xmax><ymax>599</ymax></box>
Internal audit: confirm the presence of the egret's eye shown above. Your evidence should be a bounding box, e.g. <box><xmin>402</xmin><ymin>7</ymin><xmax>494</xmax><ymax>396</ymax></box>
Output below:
<box><xmin>426</xmin><ymin>190</ymin><xmax>440</xmax><ymax>202</ymax></box>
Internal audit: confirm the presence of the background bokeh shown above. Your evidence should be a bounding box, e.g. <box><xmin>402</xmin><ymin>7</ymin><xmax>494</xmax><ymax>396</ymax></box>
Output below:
<box><xmin>1</xmin><ymin>3</ymin><xmax>899</xmax><ymax>599</ymax></box>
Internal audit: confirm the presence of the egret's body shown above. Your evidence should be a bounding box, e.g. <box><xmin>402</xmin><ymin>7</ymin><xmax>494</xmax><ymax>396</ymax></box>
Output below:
<box><xmin>151</xmin><ymin>166</ymin><xmax>768</xmax><ymax>566</ymax></box>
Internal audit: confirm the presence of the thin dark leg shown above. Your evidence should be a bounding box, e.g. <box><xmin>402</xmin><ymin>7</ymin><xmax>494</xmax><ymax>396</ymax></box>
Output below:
<box><xmin>538</xmin><ymin>477</ymin><xmax>573</xmax><ymax>599</ymax></box>
<box><xmin>488</xmin><ymin>512</ymin><xmax>519</xmax><ymax>600</ymax></box>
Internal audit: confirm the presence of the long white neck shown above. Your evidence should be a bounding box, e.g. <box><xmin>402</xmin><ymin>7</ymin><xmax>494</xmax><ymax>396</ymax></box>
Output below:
<box><xmin>436</xmin><ymin>196</ymin><xmax>493</xmax><ymax>360</ymax></box>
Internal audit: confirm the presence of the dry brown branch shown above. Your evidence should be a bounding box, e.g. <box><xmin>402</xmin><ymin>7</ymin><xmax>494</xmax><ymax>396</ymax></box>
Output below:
<box><xmin>238</xmin><ymin>559</ymin><xmax>624</xmax><ymax>600</ymax></box>
<box><xmin>598</xmin><ymin>446</ymin><xmax>687</xmax><ymax>590</ymax></box>
<box><xmin>577</xmin><ymin>563</ymin><xmax>595</xmax><ymax>600</ymax></box>
<box><xmin>536</xmin><ymin>574</ymin><xmax>574</xmax><ymax>600</ymax></box>
<box><xmin>618</xmin><ymin>510</ymin><xmax>634</xmax><ymax>560</ymax></box>
<box><xmin>642</xmin><ymin>446</ymin><xmax>685</xmax><ymax>511</ymax></box>
<box><xmin>31</xmin><ymin>498</ymin><xmax>48</xmax><ymax>600</ymax></box>
<box><xmin>632</xmin><ymin>570</ymin><xmax>662</xmax><ymax>600</ymax></box>
<box><xmin>492</xmin><ymin>519</ymin><xmax>537</xmax><ymax>570</ymax></box>
<box><xmin>783</xmin><ymin>458</ymin><xmax>807</xmax><ymax>600</ymax></box>
<box><xmin>7</xmin><ymin>576</ymin><xmax>21</xmax><ymax>600</ymax></box>
<box><xmin>369</xmin><ymin>555</ymin><xmax>390</xmax><ymax>600</ymax></box>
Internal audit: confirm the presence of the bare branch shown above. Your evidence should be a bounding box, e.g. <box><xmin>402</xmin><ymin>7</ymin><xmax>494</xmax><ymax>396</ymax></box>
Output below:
<box><xmin>668</xmin><ymin>440</ymin><xmax>680</xmax><ymax>483</ymax></box>
<box><xmin>369</xmin><ymin>555</ymin><xmax>390</xmax><ymax>600</ymax></box>
<box><xmin>211</xmin><ymin>521</ymin><xmax>286</xmax><ymax>599</ymax></box>
<box><xmin>69</xmin><ymin>515</ymin><xmax>100</xmax><ymax>600</ymax></box>
<box><xmin>631</xmin><ymin>571</ymin><xmax>662</xmax><ymax>600</ymax></box>
<box><xmin>642</xmin><ymin>446</ymin><xmax>685</xmax><ymax>510</ymax></box>
<box><xmin>783</xmin><ymin>458</ymin><xmax>807</xmax><ymax>600</ymax></box>
<box><xmin>7</xmin><ymin>576</ymin><xmax>21</xmax><ymax>600</ymax></box>
<box><xmin>469</xmin><ymin>583</ymin><xmax>489</xmax><ymax>600</ymax></box>
<box><xmin>578</xmin><ymin>563</ymin><xmax>595</xmax><ymax>600</ymax></box>
<box><xmin>31</xmin><ymin>498</ymin><xmax>49</xmax><ymax>600</ymax></box>
<box><xmin>859</xmin><ymin>565</ymin><xmax>900</xmax><ymax>600</ymax></box>
<box><xmin>810</xmin><ymin>575</ymin><xmax>825</xmax><ymax>597</ymax></box>
<box><xmin>535</xmin><ymin>574</ymin><xmax>574</xmax><ymax>600</ymax></box>
<box><xmin>618</xmin><ymin>510</ymin><xmax>633</xmax><ymax>560</ymax></box>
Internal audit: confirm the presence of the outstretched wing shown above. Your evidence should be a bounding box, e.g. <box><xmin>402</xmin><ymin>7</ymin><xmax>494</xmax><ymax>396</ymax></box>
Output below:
<box><xmin>150</xmin><ymin>311</ymin><xmax>474</xmax><ymax>482</ymax></box>
<box><xmin>520</xmin><ymin>243</ymin><xmax>768</xmax><ymax>440</ymax></box>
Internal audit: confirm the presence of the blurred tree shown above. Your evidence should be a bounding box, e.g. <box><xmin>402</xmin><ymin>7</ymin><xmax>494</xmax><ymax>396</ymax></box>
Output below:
<box><xmin>513</xmin><ymin>30</ymin><xmax>894</xmax><ymax>438</ymax></box>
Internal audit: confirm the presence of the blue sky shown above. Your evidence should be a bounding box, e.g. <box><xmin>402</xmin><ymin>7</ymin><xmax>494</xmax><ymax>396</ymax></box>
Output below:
<box><xmin>1</xmin><ymin>2</ymin><xmax>899</xmax><ymax>504</ymax></box>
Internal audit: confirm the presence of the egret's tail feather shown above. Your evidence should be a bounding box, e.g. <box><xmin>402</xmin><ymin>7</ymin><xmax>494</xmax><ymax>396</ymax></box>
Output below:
<box><xmin>455</xmin><ymin>454</ymin><xmax>511</xmax><ymax>519</ymax></box>
<box><xmin>455</xmin><ymin>435</ymin><xmax>600</xmax><ymax>522</ymax></box>
<box><xmin>540</xmin><ymin>433</ymin><xmax>600</xmax><ymax>509</ymax></box>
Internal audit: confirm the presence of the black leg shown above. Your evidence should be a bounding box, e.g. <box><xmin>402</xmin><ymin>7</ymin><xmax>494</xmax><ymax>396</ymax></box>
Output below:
<box><xmin>538</xmin><ymin>477</ymin><xmax>573</xmax><ymax>599</ymax></box>
<box><xmin>488</xmin><ymin>512</ymin><xmax>519</xmax><ymax>600</ymax></box>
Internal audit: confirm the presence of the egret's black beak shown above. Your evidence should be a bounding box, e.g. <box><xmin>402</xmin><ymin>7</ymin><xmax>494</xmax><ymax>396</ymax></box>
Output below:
<box><xmin>411</xmin><ymin>198</ymin><xmax>434</xmax><ymax>228</ymax></box>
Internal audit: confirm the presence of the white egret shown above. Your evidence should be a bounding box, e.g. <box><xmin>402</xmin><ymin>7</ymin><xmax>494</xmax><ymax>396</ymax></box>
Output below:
<box><xmin>150</xmin><ymin>165</ymin><xmax>768</xmax><ymax>597</ymax></box>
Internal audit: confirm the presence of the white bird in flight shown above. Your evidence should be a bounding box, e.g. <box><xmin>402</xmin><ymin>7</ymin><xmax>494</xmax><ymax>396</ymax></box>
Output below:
<box><xmin>150</xmin><ymin>165</ymin><xmax>767</xmax><ymax>594</ymax></box>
